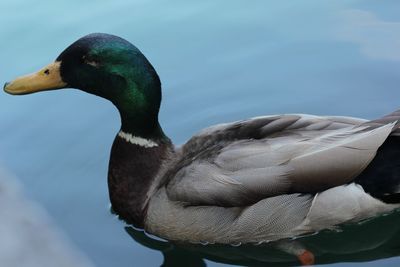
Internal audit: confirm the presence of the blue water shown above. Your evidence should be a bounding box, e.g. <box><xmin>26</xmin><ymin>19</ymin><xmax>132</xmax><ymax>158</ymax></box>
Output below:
<box><xmin>1</xmin><ymin>0</ymin><xmax>400</xmax><ymax>266</ymax></box>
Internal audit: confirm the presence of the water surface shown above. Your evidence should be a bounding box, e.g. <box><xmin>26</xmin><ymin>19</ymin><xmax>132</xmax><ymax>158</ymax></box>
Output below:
<box><xmin>1</xmin><ymin>0</ymin><xmax>400</xmax><ymax>266</ymax></box>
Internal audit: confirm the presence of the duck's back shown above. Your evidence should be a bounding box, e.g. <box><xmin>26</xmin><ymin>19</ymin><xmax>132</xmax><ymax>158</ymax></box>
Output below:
<box><xmin>145</xmin><ymin>113</ymin><xmax>400</xmax><ymax>244</ymax></box>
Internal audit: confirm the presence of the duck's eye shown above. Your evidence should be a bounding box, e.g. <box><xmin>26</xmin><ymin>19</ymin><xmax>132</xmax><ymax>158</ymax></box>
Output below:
<box><xmin>82</xmin><ymin>55</ymin><xmax>100</xmax><ymax>68</ymax></box>
<box><xmin>44</xmin><ymin>69</ymin><xmax>50</xmax><ymax>75</ymax></box>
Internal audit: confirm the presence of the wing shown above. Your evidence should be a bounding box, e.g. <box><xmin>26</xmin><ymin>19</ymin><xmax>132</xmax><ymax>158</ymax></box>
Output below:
<box><xmin>165</xmin><ymin>113</ymin><xmax>399</xmax><ymax>207</ymax></box>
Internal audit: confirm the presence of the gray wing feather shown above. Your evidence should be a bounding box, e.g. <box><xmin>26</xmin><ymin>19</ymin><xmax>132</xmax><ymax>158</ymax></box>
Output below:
<box><xmin>166</xmin><ymin>114</ymin><xmax>397</xmax><ymax>207</ymax></box>
<box><xmin>290</xmin><ymin>122</ymin><xmax>395</xmax><ymax>192</ymax></box>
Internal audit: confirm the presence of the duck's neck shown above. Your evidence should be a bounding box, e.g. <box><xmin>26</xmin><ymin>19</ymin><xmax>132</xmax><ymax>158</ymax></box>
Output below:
<box><xmin>104</xmin><ymin>64</ymin><xmax>170</xmax><ymax>226</ymax></box>
<box><xmin>107</xmin><ymin>128</ymin><xmax>173</xmax><ymax>228</ymax></box>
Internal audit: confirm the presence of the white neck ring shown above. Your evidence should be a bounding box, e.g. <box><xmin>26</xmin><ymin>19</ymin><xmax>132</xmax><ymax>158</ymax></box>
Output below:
<box><xmin>118</xmin><ymin>131</ymin><xmax>159</xmax><ymax>148</ymax></box>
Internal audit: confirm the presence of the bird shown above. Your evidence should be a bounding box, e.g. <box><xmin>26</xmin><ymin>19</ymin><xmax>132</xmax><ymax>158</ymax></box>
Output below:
<box><xmin>4</xmin><ymin>33</ymin><xmax>400</xmax><ymax>249</ymax></box>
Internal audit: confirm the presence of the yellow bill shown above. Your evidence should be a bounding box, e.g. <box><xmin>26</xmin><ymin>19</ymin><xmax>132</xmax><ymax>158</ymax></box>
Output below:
<box><xmin>4</xmin><ymin>61</ymin><xmax>67</xmax><ymax>95</ymax></box>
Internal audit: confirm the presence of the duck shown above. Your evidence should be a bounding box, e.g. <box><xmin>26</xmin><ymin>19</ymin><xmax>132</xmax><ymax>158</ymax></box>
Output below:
<box><xmin>4</xmin><ymin>33</ymin><xmax>400</xmax><ymax>246</ymax></box>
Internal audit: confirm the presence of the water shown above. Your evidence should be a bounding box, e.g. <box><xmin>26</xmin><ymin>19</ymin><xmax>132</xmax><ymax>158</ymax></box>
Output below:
<box><xmin>1</xmin><ymin>0</ymin><xmax>400</xmax><ymax>266</ymax></box>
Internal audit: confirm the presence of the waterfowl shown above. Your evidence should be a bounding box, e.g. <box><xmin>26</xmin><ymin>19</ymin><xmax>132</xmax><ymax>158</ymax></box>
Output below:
<box><xmin>4</xmin><ymin>33</ymin><xmax>400</xmax><ymax>246</ymax></box>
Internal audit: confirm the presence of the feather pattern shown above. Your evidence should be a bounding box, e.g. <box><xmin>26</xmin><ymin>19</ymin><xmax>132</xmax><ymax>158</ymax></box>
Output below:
<box><xmin>166</xmin><ymin>115</ymin><xmax>395</xmax><ymax>205</ymax></box>
<box><xmin>144</xmin><ymin>114</ymin><xmax>400</xmax><ymax>243</ymax></box>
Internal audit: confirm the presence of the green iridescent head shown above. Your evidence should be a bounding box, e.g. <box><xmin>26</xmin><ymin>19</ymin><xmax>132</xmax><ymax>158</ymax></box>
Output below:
<box><xmin>4</xmin><ymin>33</ymin><xmax>165</xmax><ymax>139</ymax></box>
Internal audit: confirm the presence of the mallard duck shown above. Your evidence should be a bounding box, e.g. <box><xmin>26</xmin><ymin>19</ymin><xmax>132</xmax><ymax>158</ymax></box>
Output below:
<box><xmin>4</xmin><ymin>33</ymin><xmax>400</xmax><ymax>246</ymax></box>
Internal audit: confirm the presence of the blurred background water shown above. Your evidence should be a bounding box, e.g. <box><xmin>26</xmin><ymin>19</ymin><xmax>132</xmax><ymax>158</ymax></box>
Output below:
<box><xmin>1</xmin><ymin>0</ymin><xmax>400</xmax><ymax>266</ymax></box>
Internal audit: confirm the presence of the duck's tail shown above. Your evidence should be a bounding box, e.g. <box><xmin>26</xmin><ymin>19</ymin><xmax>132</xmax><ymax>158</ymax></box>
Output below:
<box><xmin>363</xmin><ymin>109</ymin><xmax>400</xmax><ymax>135</ymax></box>
<box><xmin>355</xmin><ymin>135</ymin><xmax>400</xmax><ymax>203</ymax></box>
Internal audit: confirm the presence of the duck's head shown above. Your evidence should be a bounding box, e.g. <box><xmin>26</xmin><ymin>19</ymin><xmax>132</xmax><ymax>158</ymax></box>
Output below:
<box><xmin>4</xmin><ymin>33</ymin><xmax>165</xmax><ymax>139</ymax></box>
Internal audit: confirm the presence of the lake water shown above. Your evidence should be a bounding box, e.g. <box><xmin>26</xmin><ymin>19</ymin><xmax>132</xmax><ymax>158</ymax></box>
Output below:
<box><xmin>1</xmin><ymin>0</ymin><xmax>400</xmax><ymax>266</ymax></box>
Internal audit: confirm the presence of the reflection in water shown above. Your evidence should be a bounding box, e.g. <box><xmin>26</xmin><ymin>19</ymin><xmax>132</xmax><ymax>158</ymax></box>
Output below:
<box><xmin>126</xmin><ymin>210</ymin><xmax>400</xmax><ymax>266</ymax></box>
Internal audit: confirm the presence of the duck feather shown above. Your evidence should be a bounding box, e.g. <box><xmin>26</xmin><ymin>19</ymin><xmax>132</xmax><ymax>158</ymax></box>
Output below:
<box><xmin>144</xmin><ymin>113</ymin><xmax>400</xmax><ymax>243</ymax></box>
<box><xmin>166</xmin><ymin>115</ymin><xmax>396</xmax><ymax>206</ymax></box>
